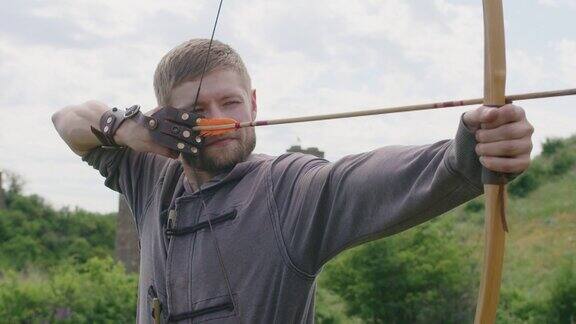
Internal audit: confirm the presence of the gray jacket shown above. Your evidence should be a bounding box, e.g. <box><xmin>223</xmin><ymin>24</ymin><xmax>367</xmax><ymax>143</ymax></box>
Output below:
<box><xmin>82</xmin><ymin>119</ymin><xmax>483</xmax><ymax>323</ymax></box>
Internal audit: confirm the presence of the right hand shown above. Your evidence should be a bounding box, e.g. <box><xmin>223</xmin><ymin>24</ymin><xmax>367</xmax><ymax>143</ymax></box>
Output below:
<box><xmin>115</xmin><ymin>106</ymin><xmax>180</xmax><ymax>159</ymax></box>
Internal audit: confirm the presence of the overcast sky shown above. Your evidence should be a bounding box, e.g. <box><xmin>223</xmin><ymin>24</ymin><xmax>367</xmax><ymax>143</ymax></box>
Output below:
<box><xmin>0</xmin><ymin>0</ymin><xmax>574</xmax><ymax>213</ymax></box>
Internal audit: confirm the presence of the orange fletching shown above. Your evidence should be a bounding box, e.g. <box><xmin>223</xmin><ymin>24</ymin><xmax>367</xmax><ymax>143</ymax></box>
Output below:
<box><xmin>197</xmin><ymin>118</ymin><xmax>238</xmax><ymax>137</ymax></box>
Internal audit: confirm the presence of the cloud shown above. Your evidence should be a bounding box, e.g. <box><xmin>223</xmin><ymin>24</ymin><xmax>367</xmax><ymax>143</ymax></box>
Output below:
<box><xmin>0</xmin><ymin>0</ymin><xmax>574</xmax><ymax>212</ymax></box>
<box><xmin>537</xmin><ymin>0</ymin><xmax>576</xmax><ymax>8</ymax></box>
<box><xmin>555</xmin><ymin>39</ymin><xmax>576</xmax><ymax>85</ymax></box>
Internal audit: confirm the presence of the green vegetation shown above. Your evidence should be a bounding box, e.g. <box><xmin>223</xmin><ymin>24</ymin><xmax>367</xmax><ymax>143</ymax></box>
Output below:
<box><xmin>0</xmin><ymin>258</ymin><xmax>137</xmax><ymax>323</ymax></box>
<box><xmin>318</xmin><ymin>134</ymin><xmax>576</xmax><ymax>323</ymax></box>
<box><xmin>0</xmin><ymin>135</ymin><xmax>574</xmax><ymax>323</ymax></box>
<box><xmin>0</xmin><ymin>177</ymin><xmax>137</xmax><ymax>322</ymax></box>
<box><xmin>320</xmin><ymin>220</ymin><xmax>476</xmax><ymax>323</ymax></box>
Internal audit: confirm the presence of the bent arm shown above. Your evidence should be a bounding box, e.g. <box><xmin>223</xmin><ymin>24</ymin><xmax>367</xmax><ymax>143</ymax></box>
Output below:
<box><xmin>52</xmin><ymin>101</ymin><xmax>177</xmax><ymax>158</ymax></box>
<box><xmin>52</xmin><ymin>100</ymin><xmax>115</xmax><ymax>156</ymax></box>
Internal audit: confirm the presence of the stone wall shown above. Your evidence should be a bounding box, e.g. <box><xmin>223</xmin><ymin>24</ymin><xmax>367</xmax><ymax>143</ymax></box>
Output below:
<box><xmin>114</xmin><ymin>195</ymin><xmax>140</xmax><ymax>273</ymax></box>
<box><xmin>0</xmin><ymin>171</ymin><xmax>6</xmax><ymax>210</ymax></box>
<box><xmin>286</xmin><ymin>145</ymin><xmax>325</xmax><ymax>158</ymax></box>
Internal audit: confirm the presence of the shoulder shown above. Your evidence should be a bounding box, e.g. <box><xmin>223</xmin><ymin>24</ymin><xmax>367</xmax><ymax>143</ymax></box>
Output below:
<box><xmin>271</xmin><ymin>152</ymin><xmax>326</xmax><ymax>169</ymax></box>
<box><xmin>268</xmin><ymin>152</ymin><xmax>329</xmax><ymax>184</ymax></box>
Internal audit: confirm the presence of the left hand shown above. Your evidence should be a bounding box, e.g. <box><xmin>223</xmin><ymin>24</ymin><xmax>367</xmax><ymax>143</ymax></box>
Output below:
<box><xmin>463</xmin><ymin>104</ymin><xmax>533</xmax><ymax>173</ymax></box>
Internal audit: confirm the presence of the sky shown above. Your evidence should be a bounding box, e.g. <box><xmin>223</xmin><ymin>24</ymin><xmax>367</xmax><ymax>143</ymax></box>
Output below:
<box><xmin>0</xmin><ymin>0</ymin><xmax>574</xmax><ymax>213</ymax></box>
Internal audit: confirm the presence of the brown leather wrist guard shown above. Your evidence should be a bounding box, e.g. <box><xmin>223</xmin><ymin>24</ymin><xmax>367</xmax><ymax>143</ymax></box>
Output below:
<box><xmin>135</xmin><ymin>106</ymin><xmax>205</xmax><ymax>155</ymax></box>
<box><xmin>91</xmin><ymin>105</ymin><xmax>141</xmax><ymax>148</ymax></box>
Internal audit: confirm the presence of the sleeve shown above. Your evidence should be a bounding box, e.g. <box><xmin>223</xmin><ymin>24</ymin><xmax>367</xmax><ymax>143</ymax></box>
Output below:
<box><xmin>81</xmin><ymin>147</ymin><xmax>169</xmax><ymax>225</ymax></box>
<box><xmin>270</xmin><ymin>118</ymin><xmax>484</xmax><ymax>275</ymax></box>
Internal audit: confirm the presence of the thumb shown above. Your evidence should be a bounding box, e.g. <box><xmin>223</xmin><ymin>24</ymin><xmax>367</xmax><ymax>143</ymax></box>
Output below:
<box><xmin>463</xmin><ymin>106</ymin><xmax>498</xmax><ymax>131</ymax></box>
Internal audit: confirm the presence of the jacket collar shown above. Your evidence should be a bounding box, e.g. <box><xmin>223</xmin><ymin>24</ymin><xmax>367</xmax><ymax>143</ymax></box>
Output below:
<box><xmin>182</xmin><ymin>153</ymin><xmax>273</xmax><ymax>195</ymax></box>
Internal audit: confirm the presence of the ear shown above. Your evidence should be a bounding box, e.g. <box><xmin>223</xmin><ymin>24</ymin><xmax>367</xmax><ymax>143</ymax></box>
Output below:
<box><xmin>250</xmin><ymin>89</ymin><xmax>258</xmax><ymax>121</ymax></box>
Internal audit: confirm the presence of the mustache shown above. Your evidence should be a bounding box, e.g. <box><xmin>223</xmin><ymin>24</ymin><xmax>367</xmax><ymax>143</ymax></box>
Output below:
<box><xmin>204</xmin><ymin>135</ymin><xmax>239</xmax><ymax>146</ymax></box>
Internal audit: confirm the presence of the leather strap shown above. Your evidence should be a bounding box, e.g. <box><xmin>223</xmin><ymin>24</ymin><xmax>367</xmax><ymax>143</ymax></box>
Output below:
<box><xmin>91</xmin><ymin>105</ymin><xmax>141</xmax><ymax>147</ymax></box>
<box><xmin>135</xmin><ymin>106</ymin><xmax>205</xmax><ymax>154</ymax></box>
<box><xmin>91</xmin><ymin>105</ymin><xmax>206</xmax><ymax>154</ymax></box>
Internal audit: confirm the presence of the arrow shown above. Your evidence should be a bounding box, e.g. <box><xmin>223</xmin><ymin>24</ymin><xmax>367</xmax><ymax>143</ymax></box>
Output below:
<box><xmin>193</xmin><ymin>88</ymin><xmax>576</xmax><ymax>137</ymax></box>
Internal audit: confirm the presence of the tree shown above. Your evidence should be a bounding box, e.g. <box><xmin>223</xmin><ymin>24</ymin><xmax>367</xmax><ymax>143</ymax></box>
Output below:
<box><xmin>321</xmin><ymin>220</ymin><xmax>476</xmax><ymax>323</ymax></box>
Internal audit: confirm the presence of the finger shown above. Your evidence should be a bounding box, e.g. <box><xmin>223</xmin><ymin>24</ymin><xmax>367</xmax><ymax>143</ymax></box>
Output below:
<box><xmin>476</xmin><ymin>139</ymin><xmax>533</xmax><ymax>157</ymax></box>
<box><xmin>476</xmin><ymin>121</ymin><xmax>534</xmax><ymax>143</ymax></box>
<box><xmin>463</xmin><ymin>106</ymin><xmax>498</xmax><ymax>130</ymax></box>
<box><xmin>481</xmin><ymin>104</ymin><xmax>526</xmax><ymax>129</ymax></box>
<box><xmin>479</xmin><ymin>154</ymin><xmax>531</xmax><ymax>173</ymax></box>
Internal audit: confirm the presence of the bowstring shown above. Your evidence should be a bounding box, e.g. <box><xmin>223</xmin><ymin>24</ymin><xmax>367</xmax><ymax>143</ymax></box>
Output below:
<box><xmin>189</xmin><ymin>0</ymin><xmax>241</xmax><ymax>321</ymax></box>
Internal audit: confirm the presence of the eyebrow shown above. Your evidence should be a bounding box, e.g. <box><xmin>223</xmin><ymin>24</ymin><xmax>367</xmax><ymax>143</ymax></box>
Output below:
<box><xmin>182</xmin><ymin>93</ymin><xmax>245</xmax><ymax>110</ymax></box>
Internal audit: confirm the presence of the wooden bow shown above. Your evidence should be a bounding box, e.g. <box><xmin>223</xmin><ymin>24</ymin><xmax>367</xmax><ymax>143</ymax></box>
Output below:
<box><xmin>474</xmin><ymin>0</ymin><xmax>508</xmax><ymax>323</ymax></box>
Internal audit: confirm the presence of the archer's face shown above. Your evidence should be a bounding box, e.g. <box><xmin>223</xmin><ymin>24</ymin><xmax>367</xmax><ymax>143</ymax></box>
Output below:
<box><xmin>170</xmin><ymin>69</ymin><xmax>257</xmax><ymax>172</ymax></box>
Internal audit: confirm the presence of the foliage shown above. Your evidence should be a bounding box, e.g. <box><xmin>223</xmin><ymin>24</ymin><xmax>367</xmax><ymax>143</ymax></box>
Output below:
<box><xmin>0</xmin><ymin>257</ymin><xmax>138</xmax><ymax>323</ymax></box>
<box><xmin>508</xmin><ymin>169</ymin><xmax>540</xmax><ymax>198</ymax></box>
<box><xmin>545</xmin><ymin>259</ymin><xmax>576</xmax><ymax>323</ymax></box>
<box><xmin>315</xmin><ymin>287</ymin><xmax>361</xmax><ymax>324</ymax></box>
<box><xmin>320</xmin><ymin>220</ymin><xmax>476</xmax><ymax>323</ymax></box>
<box><xmin>508</xmin><ymin>136</ymin><xmax>576</xmax><ymax>198</ymax></box>
<box><xmin>550</xmin><ymin>150</ymin><xmax>576</xmax><ymax>176</ymax></box>
<box><xmin>541</xmin><ymin>138</ymin><xmax>565</xmax><ymax>157</ymax></box>
<box><xmin>464</xmin><ymin>199</ymin><xmax>484</xmax><ymax>213</ymax></box>
<box><xmin>0</xmin><ymin>191</ymin><xmax>116</xmax><ymax>270</ymax></box>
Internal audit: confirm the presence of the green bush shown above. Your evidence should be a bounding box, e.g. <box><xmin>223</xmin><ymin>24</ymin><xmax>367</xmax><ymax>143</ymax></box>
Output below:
<box><xmin>0</xmin><ymin>192</ymin><xmax>115</xmax><ymax>270</ymax></box>
<box><xmin>550</xmin><ymin>150</ymin><xmax>576</xmax><ymax>176</ymax></box>
<box><xmin>508</xmin><ymin>172</ymin><xmax>540</xmax><ymax>198</ymax></box>
<box><xmin>0</xmin><ymin>257</ymin><xmax>137</xmax><ymax>323</ymax></box>
<box><xmin>322</xmin><ymin>221</ymin><xmax>476</xmax><ymax>323</ymax></box>
<box><xmin>542</xmin><ymin>138</ymin><xmax>565</xmax><ymax>157</ymax></box>
<box><xmin>545</xmin><ymin>260</ymin><xmax>576</xmax><ymax>323</ymax></box>
<box><xmin>464</xmin><ymin>199</ymin><xmax>484</xmax><ymax>213</ymax></box>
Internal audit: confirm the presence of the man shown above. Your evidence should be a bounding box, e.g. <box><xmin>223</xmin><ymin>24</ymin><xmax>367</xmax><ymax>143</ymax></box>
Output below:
<box><xmin>52</xmin><ymin>39</ymin><xmax>533</xmax><ymax>323</ymax></box>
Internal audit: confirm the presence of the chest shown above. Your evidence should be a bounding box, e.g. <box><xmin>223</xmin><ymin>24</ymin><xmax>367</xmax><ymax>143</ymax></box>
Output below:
<box><xmin>139</xmin><ymin>176</ymin><xmax>283</xmax><ymax>322</ymax></box>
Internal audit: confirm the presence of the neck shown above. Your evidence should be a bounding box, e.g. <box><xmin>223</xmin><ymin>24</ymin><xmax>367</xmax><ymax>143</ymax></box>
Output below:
<box><xmin>180</xmin><ymin>156</ymin><xmax>216</xmax><ymax>191</ymax></box>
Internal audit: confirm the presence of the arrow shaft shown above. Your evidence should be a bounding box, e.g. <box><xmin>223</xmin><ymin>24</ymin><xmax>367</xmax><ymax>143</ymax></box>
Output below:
<box><xmin>193</xmin><ymin>88</ymin><xmax>576</xmax><ymax>131</ymax></box>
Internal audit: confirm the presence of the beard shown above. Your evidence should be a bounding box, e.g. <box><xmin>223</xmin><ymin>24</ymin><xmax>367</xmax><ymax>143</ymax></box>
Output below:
<box><xmin>182</xmin><ymin>129</ymin><xmax>256</xmax><ymax>174</ymax></box>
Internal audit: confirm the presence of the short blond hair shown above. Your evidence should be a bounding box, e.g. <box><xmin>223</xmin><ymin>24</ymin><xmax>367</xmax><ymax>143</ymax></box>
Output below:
<box><xmin>153</xmin><ymin>39</ymin><xmax>251</xmax><ymax>107</ymax></box>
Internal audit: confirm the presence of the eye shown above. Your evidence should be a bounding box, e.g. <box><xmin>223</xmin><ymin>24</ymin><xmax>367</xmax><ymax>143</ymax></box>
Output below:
<box><xmin>224</xmin><ymin>100</ymin><xmax>242</xmax><ymax>106</ymax></box>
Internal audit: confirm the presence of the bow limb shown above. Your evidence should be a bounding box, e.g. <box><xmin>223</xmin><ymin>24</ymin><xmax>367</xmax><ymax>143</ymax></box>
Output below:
<box><xmin>474</xmin><ymin>0</ymin><xmax>508</xmax><ymax>323</ymax></box>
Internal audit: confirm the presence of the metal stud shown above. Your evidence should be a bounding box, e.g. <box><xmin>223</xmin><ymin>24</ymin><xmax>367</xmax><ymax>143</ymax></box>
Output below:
<box><xmin>191</xmin><ymin>147</ymin><xmax>198</xmax><ymax>154</ymax></box>
<box><xmin>106</xmin><ymin>116</ymin><xmax>113</xmax><ymax>124</ymax></box>
<box><xmin>181</xmin><ymin>113</ymin><xmax>189</xmax><ymax>121</ymax></box>
<box><xmin>182</xmin><ymin>130</ymin><xmax>191</xmax><ymax>138</ymax></box>
<box><xmin>148</xmin><ymin>119</ymin><xmax>157</xmax><ymax>129</ymax></box>
<box><xmin>103</xmin><ymin>126</ymin><xmax>109</xmax><ymax>133</ymax></box>
<box><xmin>195</xmin><ymin>136</ymin><xmax>202</xmax><ymax>143</ymax></box>
<box><xmin>177</xmin><ymin>143</ymin><xmax>185</xmax><ymax>150</ymax></box>
<box><xmin>196</xmin><ymin>118</ymin><xmax>202</xmax><ymax>124</ymax></box>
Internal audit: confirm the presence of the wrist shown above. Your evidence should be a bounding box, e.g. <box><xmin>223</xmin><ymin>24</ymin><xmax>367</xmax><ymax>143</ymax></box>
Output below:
<box><xmin>114</xmin><ymin>119</ymin><xmax>135</xmax><ymax>147</ymax></box>
<box><xmin>91</xmin><ymin>105</ymin><xmax>141</xmax><ymax>148</ymax></box>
